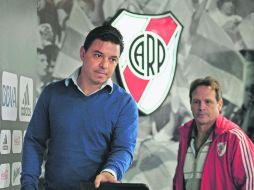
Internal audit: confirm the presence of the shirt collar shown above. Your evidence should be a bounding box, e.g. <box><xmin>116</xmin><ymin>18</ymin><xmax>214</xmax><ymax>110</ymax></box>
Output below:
<box><xmin>65</xmin><ymin>67</ymin><xmax>113</xmax><ymax>94</ymax></box>
<box><xmin>191</xmin><ymin>122</ymin><xmax>215</xmax><ymax>142</ymax></box>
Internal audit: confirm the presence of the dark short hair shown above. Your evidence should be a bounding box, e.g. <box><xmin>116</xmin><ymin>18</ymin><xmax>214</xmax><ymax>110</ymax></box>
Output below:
<box><xmin>189</xmin><ymin>76</ymin><xmax>222</xmax><ymax>102</ymax></box>
<box><xmin>83</xmin><ymin>24</ymin><xmax>124</xmax><ymax>55</ymax></box>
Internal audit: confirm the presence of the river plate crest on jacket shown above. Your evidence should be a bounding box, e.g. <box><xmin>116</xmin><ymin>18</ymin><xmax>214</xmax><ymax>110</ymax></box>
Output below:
<box><xmin>111</xmin><ymin>10</ymin><xmax>183</xmax><ymax>115</ymax></box>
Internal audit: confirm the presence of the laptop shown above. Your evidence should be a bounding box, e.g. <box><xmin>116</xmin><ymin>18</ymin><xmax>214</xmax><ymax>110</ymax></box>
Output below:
<box><xmin>80</xmin><ymin>182</ymin><xmax>150</xmax><ymax>190</ymax></box>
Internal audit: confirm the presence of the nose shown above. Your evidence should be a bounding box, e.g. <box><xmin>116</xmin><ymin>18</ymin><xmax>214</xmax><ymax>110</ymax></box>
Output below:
<box><xmin>198</xmin><ymin>101</ymin><xmax>206</xmax><ymax>110</ymax></box>
<box><xmin>99</xmin><ymin>57</ymin><xmax>108</xmax><ymax>69</ymax></box>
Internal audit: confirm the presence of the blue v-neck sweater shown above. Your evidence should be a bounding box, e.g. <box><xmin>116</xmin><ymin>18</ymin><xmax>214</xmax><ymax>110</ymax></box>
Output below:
<box><xmin>21</xmin><ymin>80</ymin><xmax>138</xmax><ymax>190</ymax></box>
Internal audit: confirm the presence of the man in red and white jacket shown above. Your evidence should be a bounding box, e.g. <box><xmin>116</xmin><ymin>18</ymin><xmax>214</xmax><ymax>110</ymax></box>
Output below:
<box><xmin>173</xmin><ymin>76</ymin><xmax>254</xmax><ymax>190</ymax></box>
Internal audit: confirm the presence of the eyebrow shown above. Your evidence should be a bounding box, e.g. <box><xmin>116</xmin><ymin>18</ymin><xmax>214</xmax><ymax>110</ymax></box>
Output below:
<box><xmin>93</xmin><ymin>50</ymin><xmax>119</xmax><ymax>59</ymax></box>
<box><xmin>93</xmin><ymin>50</ymin><xmax>103</xmax><ymax>54</ymax></box>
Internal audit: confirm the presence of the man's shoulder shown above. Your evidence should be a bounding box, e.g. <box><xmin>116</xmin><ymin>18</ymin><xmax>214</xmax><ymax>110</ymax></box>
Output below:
<box><xmin>44</xmin><ymin>79</ymin><xmax>66</xmax><ymax>90</ymax></box>
<box><xmin>112</xmin><ymin>83</ymin><xmax>132</xmax><ymax>98</ymax></box>
<box><xmin>215</xmin><ymin>115</ymin><xmax>240</xmax><ymax>133</ymax></box>
<box><xmin>216</xmin><ymin>116</ymin><xmax>252</xmax><ymax>143</ymax></box>
<box><xmin>112</xmin><ymin>83</ymin><xmax>124</xmax><ymax>92</ymax></box>
<box><xmin>111</xmin><ymin>83</ymin><xmax>138</xmax><ymax>109</ymax></box>
<box><xmin>39</xmin><ymin>79</ymin><xmax>67</xmax><ymax>98</ymax></box>
<box><xmin>180</xmin><ymin>120</ymin><xmax>193</xmax><ymax>129</ymax></box>
<box><xmin>178</xmin><ymin>120</ymin><xmax>193</xmax><ymax>137</ymax></box>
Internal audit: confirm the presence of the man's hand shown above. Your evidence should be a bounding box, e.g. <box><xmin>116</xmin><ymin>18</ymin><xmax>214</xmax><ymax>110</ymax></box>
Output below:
<box><xmin>94</xmin><ymin>171</ymin><xmax>119</xmax><ymax>188</ymax></box>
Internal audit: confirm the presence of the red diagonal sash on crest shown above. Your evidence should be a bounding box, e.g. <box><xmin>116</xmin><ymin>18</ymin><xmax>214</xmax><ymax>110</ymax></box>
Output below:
<box><xmin>123</xmin><ymin>17</ymin><xmax>177</xmax><ymax>103</ymax></box>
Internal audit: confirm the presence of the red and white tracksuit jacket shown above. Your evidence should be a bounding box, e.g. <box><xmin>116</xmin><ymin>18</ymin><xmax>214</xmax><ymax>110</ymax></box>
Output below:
<box><xmin>173</xmin><ymin>115</ymin><xmax>254</xmax><ymax>190</ymax></box>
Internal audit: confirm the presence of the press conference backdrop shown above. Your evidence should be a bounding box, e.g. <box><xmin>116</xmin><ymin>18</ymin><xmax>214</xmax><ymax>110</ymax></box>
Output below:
<box><xmin>0</xmin><ymin>0</ymin><xmax>254</xmax><ymax>189</ymax></box>
<box><xmin>0</xmin><ymin>0</ymin><xmax>37</xmax><ymax>189</ymax></box>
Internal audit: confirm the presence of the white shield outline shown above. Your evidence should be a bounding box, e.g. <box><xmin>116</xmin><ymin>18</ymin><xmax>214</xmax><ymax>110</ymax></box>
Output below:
<box><xmin>111</xmin><ymin>10</ymin><xmax>183</xmax><ymax>115</ymax></box>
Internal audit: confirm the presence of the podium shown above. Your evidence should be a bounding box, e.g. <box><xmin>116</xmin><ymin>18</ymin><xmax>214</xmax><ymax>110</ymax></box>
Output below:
<box><xmin>80</xmin><ymin>182</ymin><xmax>150</xmax><ymax>190</ymax></box>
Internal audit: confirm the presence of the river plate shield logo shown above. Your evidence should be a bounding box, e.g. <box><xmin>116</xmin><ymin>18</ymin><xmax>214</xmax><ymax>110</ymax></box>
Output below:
<box><xmin>111</xmin><ymin>10</ymin><xmax>183</xmax><ymax>115</ymax></box>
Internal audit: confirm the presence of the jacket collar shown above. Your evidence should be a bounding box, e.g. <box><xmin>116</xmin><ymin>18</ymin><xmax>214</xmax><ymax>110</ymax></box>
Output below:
<box><xmin>180</xmin><ymin>115</ymin><xmax>236</xmax><ymax>141</ymax></box>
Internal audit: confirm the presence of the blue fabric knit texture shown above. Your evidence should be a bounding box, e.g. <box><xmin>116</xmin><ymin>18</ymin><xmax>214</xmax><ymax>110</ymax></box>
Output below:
<box><xmin>21</xmin><ymin>79</ymin><xmax>138</xmax><ymax>190</ymax></box>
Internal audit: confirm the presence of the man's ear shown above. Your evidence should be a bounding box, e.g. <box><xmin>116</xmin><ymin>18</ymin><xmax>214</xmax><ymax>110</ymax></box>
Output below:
<box><xmin>80</xmin><ymin>46</ymin><xmax>85</xmax><ymax>60</ymax></box>
<box><xmin>218</xmin><ymin>98</ymin><xmax>223</xmax><ymax>113</ymax></box>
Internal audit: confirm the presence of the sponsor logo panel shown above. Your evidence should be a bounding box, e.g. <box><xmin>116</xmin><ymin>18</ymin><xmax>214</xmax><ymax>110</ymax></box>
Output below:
<box><xmin>1</xmin><ymin>71</ymin><xmax>18</xmax><ymax>121</ymax></box>
<box><xmin>11</xmin><ymin>162</ymin><xmax>21</xmax><ymax>186</ymax></box>
<box><xmin>0</xmin><ymin>130</ymin><xmax>11</xmax><ymax>155</ymax></box>
<box><xmin>19</xmin><ymin>76</ymin><xmax>33</xmax><ymax>122</ymax></box>
<box><xmin>12</xmin><ymin>130</ymin><xmax>22</xmax><ymax>154</ymax></box>
<box><xmin>0</xmin><ymin>163</ymin><xmax>10</xmax><ymax>188</ymax></box>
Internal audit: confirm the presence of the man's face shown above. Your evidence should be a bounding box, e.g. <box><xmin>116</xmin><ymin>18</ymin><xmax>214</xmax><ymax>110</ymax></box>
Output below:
<box><xmin>221</xmin><ymin>1</ymin><xmax>235</xmax><ymax>16</ymax></box>
<box><xmin>80</xmin><ymin>39</ymin><xmax>120</xmax><ymax>86</ymax></box>
<box><xmin>191</xmin><ymin>85</ymin><xmax>223</xmax><ymax>127</ymax></box>
<box><xmin>37</xmin><ymin>53</ymin><xmax>48</xmax><ymax>77</ymax></box>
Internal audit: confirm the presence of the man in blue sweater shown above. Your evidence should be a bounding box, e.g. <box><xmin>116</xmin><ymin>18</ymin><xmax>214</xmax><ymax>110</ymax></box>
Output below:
<box><xmin>21</xmin><ymin>25</ymin><xmax>139</xmax><ymax>190</ymax></box>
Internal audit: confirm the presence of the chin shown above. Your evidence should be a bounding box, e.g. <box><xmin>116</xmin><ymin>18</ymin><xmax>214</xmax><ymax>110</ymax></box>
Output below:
<box><xmin>95</xmin><ymin>80</ymin><xmax>106</xmax><ymax>85</ymax></box>
<box><xmin>196</xmin><ymin>118</ymin><xmax>209</xmax><ymax>125</ymax></box>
